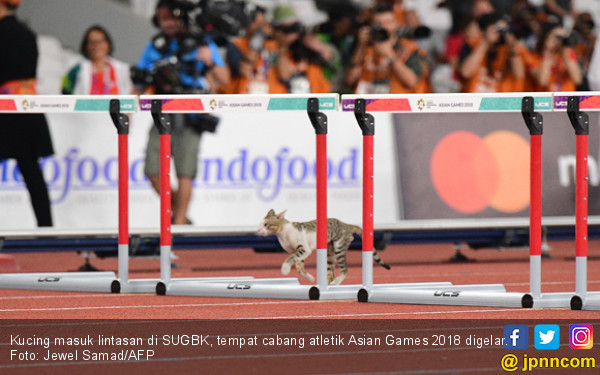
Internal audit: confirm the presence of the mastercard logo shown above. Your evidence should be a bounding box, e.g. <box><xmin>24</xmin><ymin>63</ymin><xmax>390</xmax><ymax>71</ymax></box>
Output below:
<box><xmin>430</xmin><ymin>130</ymin><xmax>530</xmax><ymax>214</ymax></box>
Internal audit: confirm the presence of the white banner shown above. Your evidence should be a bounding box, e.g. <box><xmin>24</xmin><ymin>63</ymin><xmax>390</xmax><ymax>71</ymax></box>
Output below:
<box><xmin>0</xmin><ymin>111</ymin><xmax>399</xmax><ymax>230</ymax></box>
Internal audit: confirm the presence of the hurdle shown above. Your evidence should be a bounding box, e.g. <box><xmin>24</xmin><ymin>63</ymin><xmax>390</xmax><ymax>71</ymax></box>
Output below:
<box><xmin>341</xmin><ymin>92</ymin><xmax>573</xmax><ymax>308</ymax></box>
<box><xmin>0</xmin><ymin>95</ymin><xmax>137</xmax><ymax>293</ymax></box>
<box><xmin>554</xmin><ymin>93</ymin><xmax>600</xmax><ymax>311</ymax></box>
<box><xmin>107</xmin><ymin>99</ymin><xmax>251</xmax><ymax>293</ymax></box>
<box><xmin>137</xmin><ymin>94</ymin><xmax>330</xmax><ymax>299</ymax></box>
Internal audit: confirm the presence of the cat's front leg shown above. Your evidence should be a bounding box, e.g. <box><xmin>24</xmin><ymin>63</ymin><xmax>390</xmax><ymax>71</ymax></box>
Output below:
<box><xmin>281</xmin><ymin>244</ymin><xmax>312</xmax><ymax>276</ymax></box>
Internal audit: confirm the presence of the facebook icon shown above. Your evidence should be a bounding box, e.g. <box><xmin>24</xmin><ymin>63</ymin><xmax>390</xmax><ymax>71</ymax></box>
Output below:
<box><xmin>504</xmin><ymin>325</ymin><xmax>529</xmax><ymax>349</ymax></box>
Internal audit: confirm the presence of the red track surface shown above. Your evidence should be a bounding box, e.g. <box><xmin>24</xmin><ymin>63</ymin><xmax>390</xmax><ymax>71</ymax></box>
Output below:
<box><xmin>1</xmin><ymin>240</ymin><xmax>599</xmax><ymax>374</ymax></box>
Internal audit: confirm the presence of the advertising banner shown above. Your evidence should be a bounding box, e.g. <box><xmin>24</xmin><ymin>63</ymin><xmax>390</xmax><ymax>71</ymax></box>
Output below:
<box><xmin>0</xmin><ymin>110</ymin><xmax>399</xmax><ymax>230</ymax></box>
<box><xmin>394</xmin><ymin>111</ymin><xmax>600</xmax><ymax>219</ymax></box>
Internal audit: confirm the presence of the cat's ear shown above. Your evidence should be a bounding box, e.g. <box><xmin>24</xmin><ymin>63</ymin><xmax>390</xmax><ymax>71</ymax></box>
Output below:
<box><xmin>267</xmin><ymin>209</ymin><xmax>275</xmax><ymax>217</ymax></box>
<box><xmin>276</xmin><ymin>209</ymin><xmax>287</xmax><ymax>219</ymax></box>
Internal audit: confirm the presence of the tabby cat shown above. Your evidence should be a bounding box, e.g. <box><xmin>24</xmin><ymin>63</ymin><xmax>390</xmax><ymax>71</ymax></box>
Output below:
<box><xmin>257</xmin><ymin>209</ymin><xmax>390</xmax><ymax>285</ymax></box>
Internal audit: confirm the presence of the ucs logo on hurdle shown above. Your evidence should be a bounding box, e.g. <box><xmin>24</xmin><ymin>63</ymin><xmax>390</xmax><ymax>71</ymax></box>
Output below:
<box><xmin>433</xmin><ymin>290</ymin><xmax>461</xmax><ymax>297</ymax></box>
<box><xmin>37</xmin><ymin>277</ymin><xmax>61</xmax><ymax>283</ymax></box>
<box><xmin>227</xmin><ymin>283</ymin><xmax>252</xmax><ymax>290</ymax></box>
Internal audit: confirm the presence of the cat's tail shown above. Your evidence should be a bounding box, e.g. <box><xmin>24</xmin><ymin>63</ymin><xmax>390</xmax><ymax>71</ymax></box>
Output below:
<box><xmin>352</xmin><ymin>225</ymin><xmax>390</xmax><ymax>270</ymax></box>
<box><xmin>373</xmin><ymin>250</ymin><xmax>391</xmax><ymax>270</ymax></box>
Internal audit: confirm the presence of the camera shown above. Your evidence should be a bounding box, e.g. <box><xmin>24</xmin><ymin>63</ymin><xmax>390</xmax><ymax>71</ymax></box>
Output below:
<box><xmin>556</xmin><ymin>34</ymin><xmax>578</xmax><ymax>47</ymax></box>
<box><xmin>174</xmin><ymin>0</ymin><xmax>256</xmax><ymax>38</ymax></box>
<box><xmin>370</xmin><ymin>25</ymin><xmax>390</xmax><ymax>42</ymax></box>
<box><xmin>370</xmin><ymin>24</ymin><xmax>431</xmax><ymax>43</ymax></box>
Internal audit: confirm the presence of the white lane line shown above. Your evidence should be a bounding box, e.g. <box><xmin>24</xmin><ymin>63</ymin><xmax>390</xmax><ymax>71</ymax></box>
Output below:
<box><xmin>0</xmin><ymin>300</ymin><xmax>315</xmax><ymax>312</ymax></box>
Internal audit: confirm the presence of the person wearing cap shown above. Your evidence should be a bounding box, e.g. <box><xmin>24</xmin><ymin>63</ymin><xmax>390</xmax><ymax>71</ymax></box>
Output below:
<box><xmin>0</xmin><ymin>0</ymin><xmax>54</xmax><ymax>227</ymax></box>
<box><xmin>267</xmin><ymin>5</ymin><xmax>332</xmax><ymax>94</ymax></box>
<box><xmin>223</xmin><ymin>5</ymin><xmax>278</xmax><ymax>94</ymax></box>
<box><xmin>135</xmin><ymin>0</ymin><xmax>230</xmax><ymax>225</ymax></box>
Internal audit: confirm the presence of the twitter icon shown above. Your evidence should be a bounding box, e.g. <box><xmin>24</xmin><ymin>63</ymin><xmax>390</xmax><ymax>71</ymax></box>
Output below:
<box><xmin>535</xmin><ymin>325</ymin><xmax>560</xmax><ymax>350</ymax></box>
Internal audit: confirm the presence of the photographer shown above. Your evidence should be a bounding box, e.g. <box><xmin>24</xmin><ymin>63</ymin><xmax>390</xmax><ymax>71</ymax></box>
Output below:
<box><xmin>524</xmin><ymin>22</ymin><xmax>582</xmax><ymax>92</ymax></box>
<box><xmin>224</xmin><ymin>5</ymin><xmax>275</xmax><ymax>94</ymax></box>
<box><xmin>346</xmin><ymin>4</ymin><xmax>430</xmax><ymax>94</ymax></box>
<box><xmin>458</xmin><ymin>13</ymin><xmax>527</xmax><ymax>93</ymax></box>
<box><xmin>268</xmin><ymin>5</ymin><xmax>332</xmax><ymax>94</ymax></box>
<box><xmin>135</xmin><ymin>0</ymin><xmax>229</xmax><ymax>225</ymax></box>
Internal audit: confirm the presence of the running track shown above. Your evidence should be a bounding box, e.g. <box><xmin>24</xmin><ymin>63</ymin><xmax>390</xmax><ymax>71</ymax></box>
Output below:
<box><xmin>1</xmin><ymin>240</ymin><xmax>599</xmax><ymax>374</ymax></box>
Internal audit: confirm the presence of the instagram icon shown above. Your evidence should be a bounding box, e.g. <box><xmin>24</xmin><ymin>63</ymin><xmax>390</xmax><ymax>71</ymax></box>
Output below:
<box><xmin>569</xmin><ymin>325</ymin><xmax>593</xmax><ymax>349</ymax></box>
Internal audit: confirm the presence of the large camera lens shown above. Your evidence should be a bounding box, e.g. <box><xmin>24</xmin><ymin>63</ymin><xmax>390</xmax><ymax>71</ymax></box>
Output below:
<box><xmin>370</xmin><ymin>25</ymin><xmax>390</xmax><ymax>42</ymax></box>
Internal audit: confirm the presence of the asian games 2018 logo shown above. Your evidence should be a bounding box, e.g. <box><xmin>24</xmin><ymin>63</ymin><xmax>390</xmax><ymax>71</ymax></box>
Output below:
<box><xmin>417</xmin><ymin>98</ymin><xmax>426</xmax><ymax>111</ymax></box>
<box><xmin>209</xmin><ymin>98</ymin><xmax>217</xmax><ymax>110</ymax></box>
<box><xmin>21</xmin><ymin>99</ymin><xmax>29</xmax><ymax>111</ymax></box>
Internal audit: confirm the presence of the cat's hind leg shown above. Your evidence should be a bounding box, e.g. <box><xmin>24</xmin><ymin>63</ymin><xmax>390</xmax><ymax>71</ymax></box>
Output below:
<box><xmin>331</xmin><ymin>235</ymin><xmax>351</xmax><ymax>285</ymax></box>
<box><xmin>327</xmin><ymin>243</ymin><xmax>336</xmax><ymax>284</ymax></box>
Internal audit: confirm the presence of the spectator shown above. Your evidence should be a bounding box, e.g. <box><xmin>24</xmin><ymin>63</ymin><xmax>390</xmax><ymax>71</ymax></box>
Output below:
<box><xmin>267</xmin><ymin>5</ymin><xmax>332</xmax><ymax>94</ymax></box>
<box><xmin>524</xmin><ymin>22</ymin><xmax>582</xmax><ymax>92</ymax></box>
<box><xmin>0</xmin><ymin>0</ymin><xmax>54</xmax><ymax>227</ymax></box>
<box><xmin>62</xmin><ymin>25</ymin><xmax>132</xmax><ymax>95</ymax></box>
<box><xmin>346</xmin><ymin>4</ymin><xmax>430</xmax><ymax>94</ymax></box>
<box><xmin>315</xmin><ymin>4</ymin><xmax>361</xmax><ymax>93</ymax></box>
<box><xmin>224</xmin><ymin>5</ymin><xmax>276</xmax><ymax>94</ymax></box>
<box><xmin>571</xmin><ymin>12</ymin><xmax>596</xmax><ymax>78</ymax></box>
<box><xmin>458</xmin><ymin>13</ymin><xmax>527</xmax><ymax>92</ymax></box>
<box><xmin>134</xmin><ymin>0</ymin><xmax>229</xmax><ymax>225</ymax></box>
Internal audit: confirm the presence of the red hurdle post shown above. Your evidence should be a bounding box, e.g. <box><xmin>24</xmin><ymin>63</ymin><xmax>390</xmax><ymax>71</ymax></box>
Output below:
<box><xmin>150</xmin><ymin>99</ymin><xmax>173</xmax><ymax>292</ymax></box>
<box><xmin>110</xmin><ymin>99</ymin><xmax>130</xmax><ymax>293</ymax></box>
<box><xmin>567</xmin><ymin>96</ymin><xmax>589</xmax><ymax>303</ymax></box>
<box><xmin>521</xmin><ymin>97</ymin><xmax>543</xmax><ymax>298</ymax></box>
<box><xmin>353</xmin><ymin>99</ymin><xmax>376</xmax><ymax>299</ymax></box>
<box><xmin>307</xmin><ymin>98</ymin><xmax>329</xmax><ymax>292</ymax></box>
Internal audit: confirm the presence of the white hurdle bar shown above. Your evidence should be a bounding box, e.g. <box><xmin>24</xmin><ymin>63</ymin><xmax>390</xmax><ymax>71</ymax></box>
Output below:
<box><xmin>554</xmin><ymin>92</ymin><xmax>600</xmax><ymax>310</ymax></box>
<box><xmin>341</xmin><ymin>92</ymin><xmax>569</xmax><ymax>308</ymax></box>
<box><xmin>140</xmin><ymin>94</ymin><xmax>333</xmax><ymax>299</ymax></box>
<box><xmin>0</xmin><ymin>95</ymin><xmax>138</xmax><ymax>293</ymax></box>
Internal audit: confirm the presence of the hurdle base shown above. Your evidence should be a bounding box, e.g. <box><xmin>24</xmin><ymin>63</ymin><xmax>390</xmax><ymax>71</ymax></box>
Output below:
<box><xmin>156</xmin><ymin>277</ymin><xmax>314</xmax><ymax>299</ymax></box>
<box><xmin>311</xmin><ymin>282</ymin><xmax>457</xmax><ymax>301</ymax></box>
<box><xmin>571</xmin><ymin>293</ymin><xmax>600</xmax><ymax>310</ymax></box>
<box><xmin>358</xmin><ymin>284</ymin><xmax>532</xmax><ymax>308</ymax></box>
<box><xmin>115</xmin><ymin>276</ymin><xmax>258</xmax><ymax>294</ymax></box>
<box><xmin>529</xmin><ymin>292</ymin><xmax>574</xmax><ymax>308</ymax></box>
<box><xmin>0</xmin><ymin>272</ymin><xmax>117</xmax><ymax>293</ymax></box>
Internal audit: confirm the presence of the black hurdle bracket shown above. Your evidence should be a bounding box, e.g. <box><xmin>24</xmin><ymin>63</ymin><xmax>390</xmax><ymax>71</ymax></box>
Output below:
<box><xmin>151</xmin><ymin>99</ymin><xmax>171</xmax><ymax>135</ymax></box>
<box><xmin>307</xmin><ymin>97</ymin><xmax>327</xmax><ymax>134</ymax></box>
<box><xmin>110</xmin><ymin>99</ymin><xmax>129</xmax><ymax>134</ymax></box>
<box><xmin>521</xmin><ymin>96</ymin><xmax>543</xmax><ymax>135</ymax></box>
<box><xmin>567</xmin><ymin>96</ymin><xmax>589</xmax><ymax>135</ymax></box>
<box><xmin>353</xmin><ymin>98</ymin><xmax>375</xmax><ymax>136</ymax></box>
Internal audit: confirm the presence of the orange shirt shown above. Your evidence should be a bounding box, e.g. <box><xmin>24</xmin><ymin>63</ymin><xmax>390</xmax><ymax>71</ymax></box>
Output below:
<box><xmin>226</xmin><ymin>36</ymin><xmax>331</xmax><ymax>94</ymax></box>
<box><xmin>460</xmin><ymin>40</ymin><xmax>527</xmax><ymax>93</ymax></box>
<box><xmin>268</xmin><ymin>54</ymin><xmax>331</xmax><ymax>94</ymax></box>
<box><xmin>523</xmin><ymin>49</ymin><xmax>579</xmax><ymax>92</ymax></box>
<box><xmin>356</xmin><ymin>38</ymin><xmax>429</xmax><ymax>94</ymax></box>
